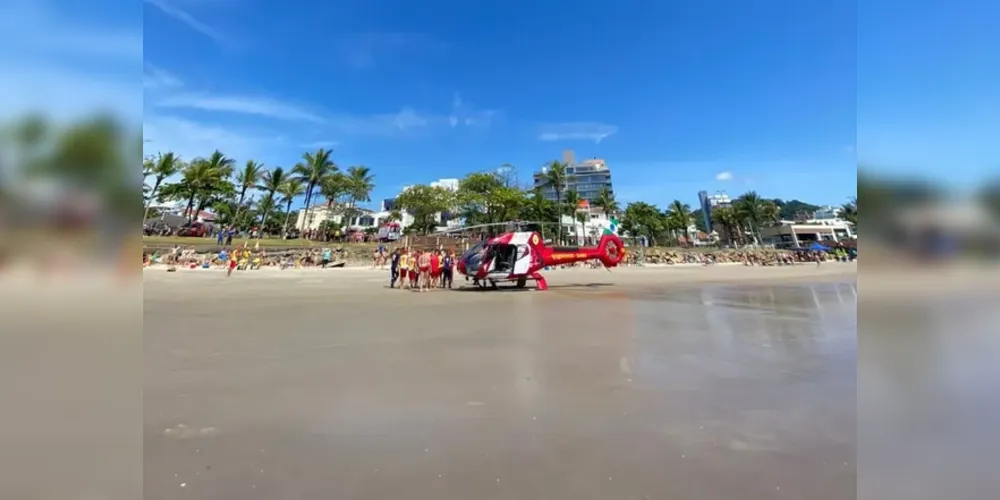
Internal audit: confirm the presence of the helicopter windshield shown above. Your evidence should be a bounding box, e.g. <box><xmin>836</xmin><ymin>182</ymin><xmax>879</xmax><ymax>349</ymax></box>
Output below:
<box><xmin>460</xmin><ymin>242</ymin><xmax>487</xmax><ymax>274</ymax></box>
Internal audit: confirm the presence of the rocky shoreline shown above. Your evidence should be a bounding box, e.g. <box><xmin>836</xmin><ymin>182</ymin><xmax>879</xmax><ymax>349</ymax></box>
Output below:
<box><xmin>143</xmin><ymin>243</ymin><xmax>834</xmax><ymax>267</ymax></box>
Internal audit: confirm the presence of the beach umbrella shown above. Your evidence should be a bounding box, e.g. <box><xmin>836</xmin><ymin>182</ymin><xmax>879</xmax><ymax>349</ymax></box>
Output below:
<box><xmin>807</xmin><ymin>242</ymin><xmax>830</xmax><ymax>251</ymax></box>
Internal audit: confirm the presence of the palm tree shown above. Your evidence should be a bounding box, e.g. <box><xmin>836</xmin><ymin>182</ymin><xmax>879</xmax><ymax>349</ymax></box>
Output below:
<box><xmin>234</xmin><ymin>160</ymin><xmax>266</xmax><ymax>224</ymax></box>
<box><xmin>544</xmin><ymin>160</ymin><xmax>568</xmax><ymax>244</ymax></box>
<box><xmin>760</xmin><ymin>200</ymin><xmax>781</xmax><ymax>226</ymax></box>
<box><xmin>173</xmin><ymin>158</ymin><xmax>229</xmax><ymax>222</ymax></box>
<box><xmin>257</xmin><ymin>167</ymin><xmax>286</xmax><ymax>234</ymax></box>
<box><xmin>711</xmin><ymin>206</ymin><xmax>741</xmax><ymax>246</ymax></box>
<box><xmin>319</xmin><ymin>172</ymin><xmax>349</xmax><ymax>221</ymax></box>
<box><xmin>344</xmin><ymin>165</ymin><xmax>376</xmax><ymax>225</ymax></box>
<box><xmin>292</xmin><ymin>148</ymin><xmax>337</xmax><ymax>232</ymax></box>
<box><xmin>203</xmin><ymin>150</ymin><xmax>236</xmax><ymax>178</ymax></box>
<box><xmin>840</xmin><ymin>197</ymin><xmax>858</xmax><ymax>226</ymax></box>
<box><xmin>666</xmin><ymin>200</ymin><xmax>695</xmax><ymax>244</ymax></box>
<box><xmin>142</xmin><ymin>152</ymin><xmax>182</xmax><ymax>222</ymax></box>
<box><xmin>563</xmin><ymin>190</ymin><xmax>582</xmax><ymax>245</ymax></box>
<box><xmin>594</xmin><ymin>186</ymin><xmax>619</xmax><ymax>217</ymax></box>
<box><xmin>734</xmin><ymin>191</ymin><xmax>766</xmax><ymax>244</ymax></box>
<box><xmin>278</xmin><ymin>178</ymin><xmax>306</xmax><ymax>236</ymax></box>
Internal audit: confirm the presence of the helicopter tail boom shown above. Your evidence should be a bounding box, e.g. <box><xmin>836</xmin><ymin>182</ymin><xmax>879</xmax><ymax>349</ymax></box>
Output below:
<box><xmin>541</xmin><ymin>234</ymin><xmax>624</xmax><ymax>268</ymax></box>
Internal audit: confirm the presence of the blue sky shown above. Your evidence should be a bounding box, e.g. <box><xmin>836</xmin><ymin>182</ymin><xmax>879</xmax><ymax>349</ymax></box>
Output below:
<box><xmin>9</xmin><ymin>1</ymin><xmax>997</xmax><ymax>210</ymax></box>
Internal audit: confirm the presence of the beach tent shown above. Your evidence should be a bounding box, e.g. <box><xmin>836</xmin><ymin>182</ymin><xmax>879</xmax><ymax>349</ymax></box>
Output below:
<box><xmin>807</xmin><ymin>242</ymin><xmax>831</xmax><ymax>251</ymax></box>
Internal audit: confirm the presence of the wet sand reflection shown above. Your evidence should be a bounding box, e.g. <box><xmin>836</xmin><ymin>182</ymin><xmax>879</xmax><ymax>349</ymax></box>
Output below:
<box><xmin>144</xmin><ymin>276</ymin><xmax>856</xmax><ymax>500</ymax></box>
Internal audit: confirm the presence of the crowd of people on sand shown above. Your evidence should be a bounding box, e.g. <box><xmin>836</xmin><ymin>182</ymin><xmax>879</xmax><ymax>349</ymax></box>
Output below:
<box><xmin>386</xmin><ymin>248</ymin><xmax>456</xmax><ymax>292</ymax></box>
<box><xmin>143</xmin><ymin>242</ymin><xmax>856</xmax><ymax>280</ymax></box>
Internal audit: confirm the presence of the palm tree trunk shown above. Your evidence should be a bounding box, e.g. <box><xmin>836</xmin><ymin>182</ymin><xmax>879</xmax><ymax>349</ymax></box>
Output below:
<box><xmin>259</xmin><ymin>195</ymin><xmax>275</xmax><ymax>235</ymax></box>
<box><xmin>185</xmin><ymin>194</ymin><xmax>197</xmax><ymax>222</ymax></box>
<box><xmin>142</xmin><ymin>181</ymin><xmax>162</xmax><ymax>224</ymax></box>
<box><xmin>282</xmin><ymin>200</ymin><xmax>294</xmax><ymax>236</ymax></box>
<box><xmin>555</xmin><ymin>188</ymin><xmax>563</xmax><ymax>245</ymax></box>
<box><xmin>299</xmin><ymin>187</ymin><xmax>313</xmax><ymax>234</ymax></box>
<box><xmin>232</xmin><ymin>188</ymin><xmax>248</xmax><ymax>227</ymax></box>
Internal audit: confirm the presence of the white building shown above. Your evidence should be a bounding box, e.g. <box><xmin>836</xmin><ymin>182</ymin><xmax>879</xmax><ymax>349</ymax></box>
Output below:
<box><xmin>559</xmin><ymin>205</ymin><xmax>617</xmax><ymax>245</ymax></box>
<box><xmin>295</xmin><ymin>204</ymin><xmax>415</xmax><ymax>232</ymax></box>
<box><xmin>812</xmin><ymin>205</ymin><xmax>841</xmax><ymax>220</ymax></box>
<box><xmin>759</xmin><ymin>218</ymin><xmax>856</xmax><ymax>248</ymax></box>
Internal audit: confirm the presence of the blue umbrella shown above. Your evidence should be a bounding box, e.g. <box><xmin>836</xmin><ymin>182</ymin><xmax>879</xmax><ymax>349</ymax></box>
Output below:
<box><xmin>807</xmin><ymin>242</ymin><xmax>830</xmax><ymax>251</ymax></box>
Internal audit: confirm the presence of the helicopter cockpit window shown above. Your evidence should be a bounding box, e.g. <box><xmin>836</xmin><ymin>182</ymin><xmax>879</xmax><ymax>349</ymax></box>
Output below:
<box><xmin>461</xmin><ymin>242</ymin><xmax>486</xmax><ymax>274</ymax></box>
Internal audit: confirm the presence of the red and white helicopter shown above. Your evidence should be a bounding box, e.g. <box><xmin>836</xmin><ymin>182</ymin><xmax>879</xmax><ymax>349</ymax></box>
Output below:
<box><xmin>455</xmin><ymin>227</ymin><xmax>625</xmax><ymax>290</ymax></box>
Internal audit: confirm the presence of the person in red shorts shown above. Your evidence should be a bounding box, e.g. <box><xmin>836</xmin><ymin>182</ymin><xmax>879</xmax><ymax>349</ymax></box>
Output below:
<box><xmin>429</xmin><ymin>250</ymin><xmax>442</xmax><ymax>289</ymax></box>
<box><xmin>226</xmin><ymin>248</ymin><xmax>238</xmax><ymax>277</ymax></box>
<box><xmin>408</xmin><ymin>250</ymin><xmax>419</xmax><ymax>289</ymax></box>
<box><xmin>417</xmin><ymin>249</ymin><xmax>432</xmax><ymax>292</ymax></box>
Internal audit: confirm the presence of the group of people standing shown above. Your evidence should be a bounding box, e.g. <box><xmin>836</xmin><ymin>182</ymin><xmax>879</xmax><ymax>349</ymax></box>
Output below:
<box><xmin>389</xmin><ymin>248</ymin><xmax>455</xmax><ymax>292</ymax></box>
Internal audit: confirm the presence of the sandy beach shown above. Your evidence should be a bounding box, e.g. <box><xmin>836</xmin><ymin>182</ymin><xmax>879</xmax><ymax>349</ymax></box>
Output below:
<box><xmin>138</xmin><ymin>263</ymin><xmax>858</xmax><ymax>500</ymax></box>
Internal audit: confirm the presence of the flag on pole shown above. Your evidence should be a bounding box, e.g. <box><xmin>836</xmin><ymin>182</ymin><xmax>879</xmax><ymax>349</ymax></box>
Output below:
<box><xmin>603</xmin><ymin>216</ymin><xmax>619</xmax><ymax>236</ymax></box>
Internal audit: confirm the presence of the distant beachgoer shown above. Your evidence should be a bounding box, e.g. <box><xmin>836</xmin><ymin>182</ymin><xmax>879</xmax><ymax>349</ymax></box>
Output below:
<box><xmin>442</xmin><ymin>251</ymin><xmax>454</xmax><ymax>289</ymax></box>
<box><xmin>390</xmin><ymin>248</ymin><xmax>401</xmax><ymax>288</ymax></box>
<box><xmin>321</xmin><ymin>248</ymin><xmax>332</xmax><ymax>268</ymax></box>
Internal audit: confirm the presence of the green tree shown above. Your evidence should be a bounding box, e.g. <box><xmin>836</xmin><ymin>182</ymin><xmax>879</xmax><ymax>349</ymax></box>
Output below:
<box><xmin>543</xmin><ymin>160</ymin><xmax>568</xmax><ymax>243</ymax></box>
<box><xmin>278</xmin><ymin>178</ymin><xmax>306</xmax><ymax>236</ymax></box>
<box><xmin>839</xmin><ymin>197</ymin><xmax>858</xmax><ymax>226</ymax></box>
<box><xmin>594</xmin><ymin>186</ymin><xmax>619</xmax><ymax>217</ymax></box>
<box><xmin>760</xmin><ymin>200</ymin><xmax>781</xmax><ymax>226</ymax></box>
<box><xmin>734</xmin><ymin>191</ymin><xmax>766</xmax><ymax>244</ymax></box>
<box><xmin>344</xmin><ymin>165</ymin><xmax>375</xmax><ymax>224</ymax></box>
<box><xmin>257</xmin><ymin>167</ymin><xmax>286</xmax><ymax>233</ymax></box>
<box><xmin>523</xmin><ymin>188</ymin><xmax>556</xmax><ymax>236</ymax></box>
<box><xmin>711</xmin><ymin>206</ymin><xmax>742</xmax><ymax>246</ymax></box>
<box><xmin>455</xmin><ymin>172</ymin><xmax>526</xmax><ymax>230</ymax></box>
<box><xmin>319</xmin><ymin>172</ymin><xmax>349</xmax><ymax>214</ymax></box>
<box><xmin>456</xmin><ymin>172</ymin><xmax>505</xmax><ymax>225</ymax></box>
<box><xmin>292</xmin><ymin>148</ymin><xmax>337</xmax><ymax>231</ymax></box>
<box><xmin>620</xmin><ymin>201</ymin><xmax>664</xmax><ymax>245</ymax></box>
<box><xmin>234</xmin><ymin>160</ymin><xmax>266</xmax><ymax>225</ymax></box>
<box><xmin>143</xmin><ymin>152</ymin><xmax>182</xmax><ymax>222</ymax></box>
<box><xmin>665</xmin><ymin>200</ymin><xmax>694</xmax><ymax>242</ymax></box>
<box><xmin>395</xmin><ymin>185</ymin><xmax>455</xmax><ymax>235</ymax></box>
<box><xmin>159</xmin><ymin>153</ymin><xmax>233</xmax><ymax>222</ymax></box>
<box><xmin>563</xmin><ymin>190</ymin><xmax>583</xmax><ymax>245</ymax></box>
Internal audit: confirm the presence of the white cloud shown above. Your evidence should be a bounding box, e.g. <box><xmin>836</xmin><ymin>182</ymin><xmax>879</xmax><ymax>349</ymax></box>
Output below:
<box><xmin>336</xmin><ymin>33</ymin><xmax>446</xmax><ymax>69</ymax></box>
<box><xmin>155</xmin><ymin>94</ymin><xmax>326</xmax><ymax>123</ymax></box>
<box><xmin>715</xmin><ymin>171</ymin><xmax>733</xmax><ymax>181</ymax></box>
<box><xmin>143</xmin><ymin>64</ymin><xmax>183</xmax><ymax>89</ymax></box>
<box><xmin>142</xmin><ymin>115</ymin><xmax>280</xmax><ymax>163</ymax></box>
<box><xmin>144</xmin><ymin>0</ymin><xmax>227</xmax><ymax>44</ymax></box>
<box><xmin>301</xmin><ymin>141</ymin><xmax>339</xmax><ymax>150</ymax></box>
<box><xmin>449</xmin><ymin>92</ymin><xmax>497</xmax><ymax>129</ymax></box>
<box><xmin>538</xmin><ymin>122</ymin><xmax>619</xmax><ymax>143</ymax></box>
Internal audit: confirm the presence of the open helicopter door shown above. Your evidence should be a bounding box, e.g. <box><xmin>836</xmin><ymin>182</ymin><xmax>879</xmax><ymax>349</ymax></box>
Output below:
<box><xmin>512</xmin><ymin>244</ymin><xmax>532</xmax><ymax>275</ymax></box>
